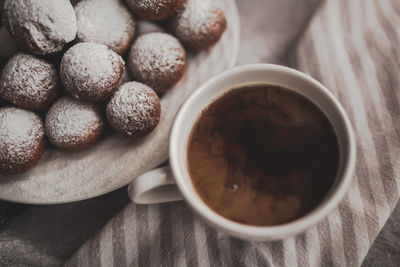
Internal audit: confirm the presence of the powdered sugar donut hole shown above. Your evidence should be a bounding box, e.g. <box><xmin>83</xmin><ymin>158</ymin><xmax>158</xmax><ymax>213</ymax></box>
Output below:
<box><xmin>0</xmin><ymin>53</ymin><xmax>60</xmax><ymax>110</ymax></box>
<box><xmin>125</xmin><ymin>0</ymin><xmax>183</xmax><ymax>21</ymax></box>
<box><xmin>128</xmin><ymin>32</ymin><xmax>185</xmax><ymax>93</ymax></box>
<box><xmin>106</xmin><ymin>81</ymin><xmax>161</xmax><ymax>136</ymax></box>
<box><xmin>3</xmin><ymin>0</ymin><xmax>77</xmax><ymax>55</ymax></box>
<box><xmin>45</xmin><ymin>96</ymin><xmax>105</xmax><ymax>151</ymax></box>
<box><xmin>0</xmin><ymin>107</ymin><xmax>45</xmax><ymax>175</ymax></box>
<box><xmin>60</xmin><ymin>42</ymin><xmax>125</xmax><ymax>103</ymax></box>
<box><xmin>170</xmin><ymin>0</ymin><xmax>227</xmax><ymax>50</ymax></box>
<box><xmin>75</xmin><ymin>0</ymin><xmax>136</xmax><ymax>55</ymax></box>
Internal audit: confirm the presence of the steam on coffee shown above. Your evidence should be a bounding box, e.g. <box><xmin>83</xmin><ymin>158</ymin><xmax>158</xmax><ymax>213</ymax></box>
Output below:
<box><xmin>187</xmin><ymin>84</ymin><xmax>339</xmax><ymax>226</ymax></box>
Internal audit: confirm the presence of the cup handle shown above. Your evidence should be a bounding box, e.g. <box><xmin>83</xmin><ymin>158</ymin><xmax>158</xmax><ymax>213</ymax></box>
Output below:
<box><xmin>128</xmin><ymin>166</ymin><xmax>183</xmax><ymax>204</ymax></box>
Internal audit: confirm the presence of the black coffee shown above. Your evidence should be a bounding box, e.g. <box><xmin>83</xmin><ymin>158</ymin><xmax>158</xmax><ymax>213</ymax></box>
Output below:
<box><xmin>187</xmin><ymin>84</ymin><xmax>339</xmax><ymax>226</ymax></box>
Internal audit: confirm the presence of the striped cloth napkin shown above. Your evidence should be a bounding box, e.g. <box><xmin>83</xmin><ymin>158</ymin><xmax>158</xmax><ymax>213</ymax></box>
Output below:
<box><xmin>65</xmin><ymin>0</ymin><xmax>400</xmax><ymax>266</ymax></box>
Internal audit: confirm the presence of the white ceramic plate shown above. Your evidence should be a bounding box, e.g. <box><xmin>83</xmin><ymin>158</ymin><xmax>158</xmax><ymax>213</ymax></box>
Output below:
<box><xmin>0</xmin><ymin>0</ymin><xmax>240</xmax><ymax>204</ymax></box>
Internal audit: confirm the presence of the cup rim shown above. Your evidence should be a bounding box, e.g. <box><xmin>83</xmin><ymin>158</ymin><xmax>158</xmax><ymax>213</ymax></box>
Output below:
<box><xmin>170</xmin><ymin>64</ymin><xmax>356</xmax><ymax>239</ymax></box>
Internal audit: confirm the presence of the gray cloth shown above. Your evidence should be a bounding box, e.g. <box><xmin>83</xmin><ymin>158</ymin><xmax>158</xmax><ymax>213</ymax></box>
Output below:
<box><xmin>64</xmin><ymin>0</ymin><xmax>400</xmax><ymax>266</ymax></box>
<box><xmin>362</xmin><ymin>200</ymin><xmax>400</xmax><ymax>266</ymax></box>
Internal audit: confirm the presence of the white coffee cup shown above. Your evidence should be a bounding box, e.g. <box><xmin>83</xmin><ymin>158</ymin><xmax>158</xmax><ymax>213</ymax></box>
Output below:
<box><xmin>128</xmin><ymin>64</ymin><xmax>356</xmax><ymax>241</ymax></box>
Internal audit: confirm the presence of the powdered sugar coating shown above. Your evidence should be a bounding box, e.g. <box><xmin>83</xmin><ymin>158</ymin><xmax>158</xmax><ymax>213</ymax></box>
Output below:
<box><xmin>0</xmin><ymin>107</ymin><xmax>45</xmax><ymax>175</ymax></box>
<box><xmin>106</xmin><ymin>81</ymin><xmax>161</xmax><ymax>136</ymax></box>
<box><xmin>0</xmin><ymin>53</ymin><xmax>59</xmax><ymax>110</ymax></box>
<box><xmin>60</xmin><ymin>42</ymin><xmax>125</xmax><ymax>102</ymax></box>
<box><xmin>75</xmin><ymin>0</ymin><xmax>136</xmax><ymax>55</ymax></box>
<box><xmin>171</xmin><ymin>0</ymin><xmax>226</xmax><ymax>50</ymax></box>
<box><xmin>3</xmin><ymin>0</ymin><xmax>77</xmax><ymax>55</ymax></box>
<box><xmin>125</xmin><ymin>0</ymin><xmax>183</xmax><ymax>20</ymax></box>
<box><xmin>45</xmin><ymin>96</ymin><xmax>104</xmax><ymax>151</ymax></box>
<box><xmin>128</xmin><ymin>32</ymin><xmax>185</xmax><ymax>93</ymax></box>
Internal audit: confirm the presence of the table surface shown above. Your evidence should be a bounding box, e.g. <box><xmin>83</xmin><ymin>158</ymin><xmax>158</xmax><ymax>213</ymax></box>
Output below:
<box><xmin>0</xmin><ymin>0</ymin><xmax>399</xmax><ymax>266</ymax></box>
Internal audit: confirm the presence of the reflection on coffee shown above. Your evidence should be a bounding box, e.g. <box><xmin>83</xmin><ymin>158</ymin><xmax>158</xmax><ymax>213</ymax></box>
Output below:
<box><xmin>187</xmin><ymin>84</ymin><xmax>339</xmax><ymax>226</ymax></box>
